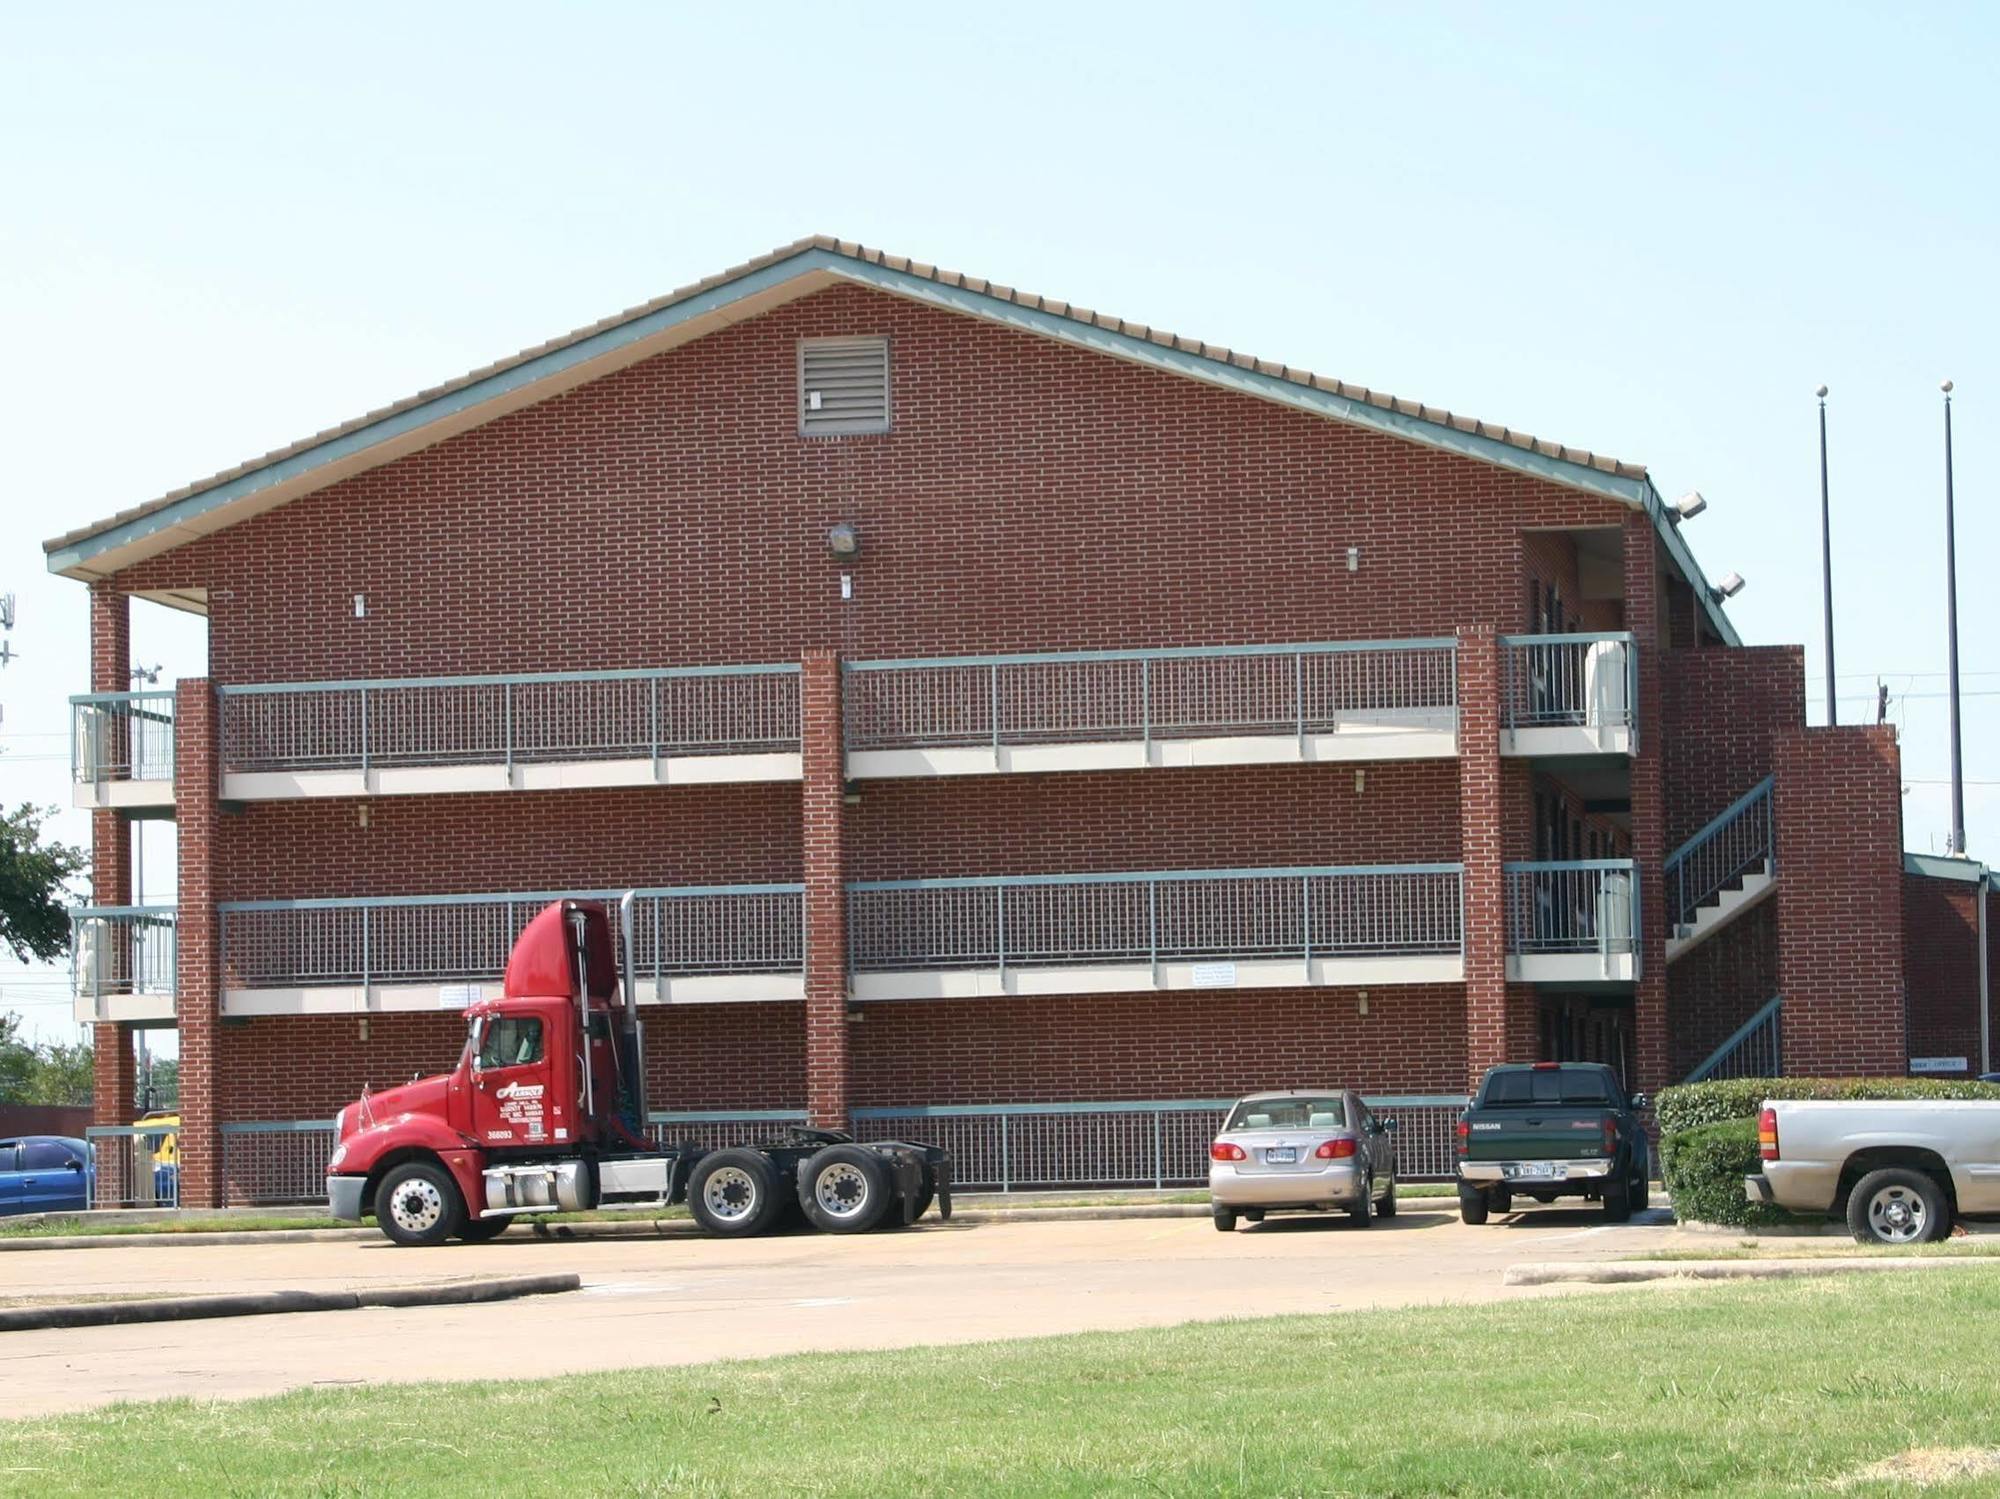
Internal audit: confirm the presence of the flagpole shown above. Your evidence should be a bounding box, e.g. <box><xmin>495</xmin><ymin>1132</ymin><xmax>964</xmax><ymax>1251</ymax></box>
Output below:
<box><xmin>1942</xmin><ymin>379</ymin><xmax>1966</xmax><ymax>856</ymax></box>
<box><xmin>1817</xmin><ymin>384</ymin><xmax>1836</xmax><ymax>725</ymax></box>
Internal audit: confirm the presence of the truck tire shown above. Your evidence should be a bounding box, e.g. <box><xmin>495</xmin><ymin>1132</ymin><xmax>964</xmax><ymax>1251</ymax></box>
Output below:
<box><xmin>689</xmin><ymin>1148</ymin><xmax>785</xmax><ymax>1238</ymax></box>
<box><xmin>456</xmin><ymin>1215</ymin><xmax>512</xmax><ymax>1243</ymax></box>
<box><xmin>376</xmin><ymin>1160</ymin><xmax>464</xmax><ymax>1247</ymax></box>
<box><xmin>1458</xmin><ymin>1184</ymin><xmax>1489</xmax><ymax>1225</ymax></box>
<box><xmin>1632</xmin><ymin>1164</ymin><xmax>1651</xmax><ymax>1213</ymax></box>
<box><xmin>1602</xmin><ymin>1173</ymin><xmax>1633</xmax><ymax>1222</ymax></box>
<box><xmin>801</xmin><ymin>1144</ymin><xmax>893</xmax><ymax>1233</ymax></box>
<box><xmin>1349</xmin><ymin>1177</ymin><xmax>1374</xmax><ymax>1227</ymax></box>
<box><xmin>1847</xmin><ymin>1167</ymin><xmax>1949</xmax><ymax>1245</ymax></box>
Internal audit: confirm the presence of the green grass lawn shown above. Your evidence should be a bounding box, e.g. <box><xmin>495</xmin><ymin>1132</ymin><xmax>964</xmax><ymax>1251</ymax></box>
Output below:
<box><xmin>1629</xmin><ymin>1238</ymin><xmax>2000</xmax><ymax>1261</ymax></box>
<box><xmin>6</xmin><ymin>1273</ymin><xmax>1999</xmax><ymax>1496</ymax></box>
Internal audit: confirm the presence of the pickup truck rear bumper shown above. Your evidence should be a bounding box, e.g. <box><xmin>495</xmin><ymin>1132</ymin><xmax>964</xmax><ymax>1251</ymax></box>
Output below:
<box><xmin>1744</xmin><ymin>1174</ymin><xmax>1775</xmax><ymax>1205</ymax></box>
<box><xmin>1458</xmin><ymin>1159</ymin><xmax>1612</xmax><ymax>1183</ymax></box>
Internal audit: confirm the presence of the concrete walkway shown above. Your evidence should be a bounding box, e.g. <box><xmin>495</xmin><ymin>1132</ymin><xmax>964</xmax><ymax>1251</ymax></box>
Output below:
<box><xmin>0</xmin><ymin>1204</ymin><xmax>1682</xmax><ymax>1418</ymax></box>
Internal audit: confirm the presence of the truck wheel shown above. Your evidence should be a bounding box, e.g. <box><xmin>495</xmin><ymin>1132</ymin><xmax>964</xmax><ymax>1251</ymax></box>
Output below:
<box><xmin>376</xmin><ymin>1160</ymin><xmax>464</xmax><ymax>1247</ymax></box>
<box><xmin>1489</xmin><ymin>1189</ymin><xmax>1513</xmax><ymax>1213</ymax></box>
<box><xmin>1602</xmin><ymin>1174</ymin><xmax>1633</xmax><ymax>1223</ymax></box>
<box><xmin>456</xmin><ymin>1215</ymin><xmax>511</xmax><ymax>1243</ymax></box>
<box><xmin>1377</xmin><ymin>1179</ymin><xmax>1397</xmax><ymax>1219</ymax></box>
<box><xmin>801</xmin><ymin>1145</ymin><xmax>892</xmax><ymax>1233</ymax></box>
<box><xmin>1213</xmin><ymin>1208</ymin><xmax>1238</xmax><ymax>1232</ymax></box>
<box><xmin>689</xmin><ymin>1148</ymin><xmax>784</xmax><ymax>1238</ymax></box>
<box><xmin>1349</xmin><ymin>1177</ymin><xmax>1374</xmax><ymax>1227</ymax></box>
<box><xmin>1847</xmin><ymin>1167</ymin><xmax>1949</xmax><ymax>1245</ymax></box>
<box><xmin>1458</xmin><ymin>1185</ymin><xmax>1489</xmax><ymax>1225</ymax></box>
<box><xmin>1632</xmin><ymin>1166</ymin><xmax>1651</xmax><ymax>1213</ymax></box>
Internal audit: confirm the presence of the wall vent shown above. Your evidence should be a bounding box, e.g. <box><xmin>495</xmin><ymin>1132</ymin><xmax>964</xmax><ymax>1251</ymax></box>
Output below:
<box><xmin>799</xmin><ymin>337</ymin><xmax>890</xmax><ymax>435</ymax></box>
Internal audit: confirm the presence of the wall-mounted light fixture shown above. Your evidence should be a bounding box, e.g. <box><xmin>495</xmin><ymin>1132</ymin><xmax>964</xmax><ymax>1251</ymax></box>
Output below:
<box><xmin>827</xmin><ymin>522</ymin><xmax>862</xmax><ymax>561</ymax></box>
<box><xmin>1709</xmin><ymin>571</ymin><xmax>1746</xmax><ymax>602</ymax></box>
<box><xmin>1671</xmin><ymin>491</ymin><xmax>1707</xmax><ymax>522</ymax></box>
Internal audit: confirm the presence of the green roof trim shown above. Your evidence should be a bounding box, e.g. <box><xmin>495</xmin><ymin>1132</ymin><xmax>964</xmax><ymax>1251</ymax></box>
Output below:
<box><xmin>1905</xmin><ymin>851</ymin><xmax>1991</xmax><ymax>884</ymax></box>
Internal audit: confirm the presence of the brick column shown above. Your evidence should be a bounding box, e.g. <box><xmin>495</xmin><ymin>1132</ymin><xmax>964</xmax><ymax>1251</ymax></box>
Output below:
<box><xmin>1623</xmin><ymin>514</ymin><xmax>1670</xmax><ymax>1092</ymax></box>
<box><xmin>1458</xmin><ymin>628</ymin><xmax>1532</xmax><ymax>1080</ymax></box>
<box><xmin>174</xmin><ymin>678</ymin><xmax>222</xmax><ymax>1208</ymax></box>
<box><xmin>800</xmin><ymin>651</ymin><xmax>851</xmax><ymax>1129</ymax></box>
<box><xmin>88</xmin><ymin>584</ymin><xmax>134</xmax><ymax>1202</ymax></box>
<box><xmin>1776</xmin><ymin>726</ymin><xmax>1906</xmax><ymax>1075</ymax></box>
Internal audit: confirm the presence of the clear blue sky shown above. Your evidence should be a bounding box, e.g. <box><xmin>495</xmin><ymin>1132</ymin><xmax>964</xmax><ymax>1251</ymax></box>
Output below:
<box><xmin>2</xmin><ymin>5</ymin><xmax>1994</xmax><ymax>1038</ymax></box>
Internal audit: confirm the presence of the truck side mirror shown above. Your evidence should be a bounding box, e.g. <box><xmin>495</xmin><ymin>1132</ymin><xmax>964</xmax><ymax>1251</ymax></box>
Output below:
<box><xmin>1630</xmin><ymin>1092</ymin><xmax>1650</xmax><ymax>1111</ymax></box>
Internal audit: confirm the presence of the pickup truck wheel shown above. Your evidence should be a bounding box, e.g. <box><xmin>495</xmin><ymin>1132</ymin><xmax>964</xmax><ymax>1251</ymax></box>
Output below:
<box><xmin>1242</xmin><ymin>1209</ymin><xmax>1265</xmax><ymax>1223</ymax></box>
<box><xmin>376</xmin><ymin>1160</ymin><xmax>463</xmax><ymax>1247</ymax></box>
<box><xmin>1377</xmin><ymin>1179</ymin><xmax>1397</xmax><ymax>1219</ymax></box>
<box><xmin>801</xmin><ymin>1145</ymin><xmax>892</xmax><ymax>1233</ymax></box>
<box><xmin>1602</xmin><ymin>1174</ymin><xmax>1633</xmax><ymax>1222</ymax></box>
<box><xmin>689</xmin><ymin>1148</ymin><xmax>784</xmax><ymax>1238</ymax></box>
<box><xmin>1212</xmin><ymin>1208</ymin><xmax>1238</xmax><ymax>1232</ymax></box>
<box><xmin>1458</xmin><ymin>1185</ymin><xmax>1489</xmax><ymax>1225</ymax></box>
<box><xmin>1631</xmin><ymin>1166</ymin><xmax>1652</xmax><ymax>1213</ymax></box>
<box><xmin>1847</xmin><ymin>1168</ymin><xmax>1948</xmax><ymax>1245</ymax></box>
<box><xmin>456</xmin><ymin>1215</ymin><xmax>511</xmax><ymax>1243</ymax></box>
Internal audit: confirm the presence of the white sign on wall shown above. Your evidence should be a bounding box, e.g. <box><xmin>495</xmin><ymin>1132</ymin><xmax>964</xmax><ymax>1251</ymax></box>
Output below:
<box><xmin>1191</xmin><ymin>961</ymin><xmax>1238</xmax><ymax>988</ymax></box>
<box><xmin>1910</xmin><ymin>1057</ymin><xmax>1969</xmax><ymax>1074</ymax></box>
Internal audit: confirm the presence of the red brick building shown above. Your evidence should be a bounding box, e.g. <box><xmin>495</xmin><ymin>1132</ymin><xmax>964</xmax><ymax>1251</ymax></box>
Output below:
<box><xmin>49</xmin><ymin>238</ymin><xmax>1995</xmax><ymax>1206</ymax></box>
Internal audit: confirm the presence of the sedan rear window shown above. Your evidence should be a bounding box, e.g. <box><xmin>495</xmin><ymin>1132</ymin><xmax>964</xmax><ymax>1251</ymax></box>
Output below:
<box><xmin>1485</xmin><ymin>1069</ymin><xmax>1615</xmax><ymax>1106</ymax></box>
<box><xmin>1224</xmin><ymin>1098</ymin><xmax>1345</xmax><ymax>1130</ymax></box>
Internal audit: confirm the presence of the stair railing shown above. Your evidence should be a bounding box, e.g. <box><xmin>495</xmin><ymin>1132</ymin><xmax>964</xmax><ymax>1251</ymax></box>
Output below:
<box><xmin>1663</xmin><ymin>775</ymin><xmax>1775</xmax><ymax>935</ymax></box>
<box><xmin>1683</xmin><ymin>996</ymin><xmax>1783</xmax><ymax>1082</ymax></box>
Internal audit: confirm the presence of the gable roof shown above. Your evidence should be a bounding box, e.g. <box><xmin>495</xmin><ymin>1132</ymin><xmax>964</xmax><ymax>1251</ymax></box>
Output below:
<box><xmin>42</xmin><ymin>234</ymin><xmax>1737</xmax><ymax>643</ymax></box>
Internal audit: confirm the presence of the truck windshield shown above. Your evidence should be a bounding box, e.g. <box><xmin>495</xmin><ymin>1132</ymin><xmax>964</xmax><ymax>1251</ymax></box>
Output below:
<box><xmin>1484</xmin><ymin>1070</ymin><xmax>1616</xmax><ymax>1106</ymax></box>
<box><xmin>1224</xmin><ymin>1098</ymin><xmax>1344</xmax><ymax>1130</ymax></box>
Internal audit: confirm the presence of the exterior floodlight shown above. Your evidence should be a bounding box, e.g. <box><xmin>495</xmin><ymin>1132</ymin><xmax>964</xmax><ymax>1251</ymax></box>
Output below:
<box><xmin>1710</xmin><ymin>572</ymin><xmax>1746</xmax><ymax>602</ymax></box>
<box><xmin>1672</xmin><ymin>491</ymin><xmax>1707</xmax><ymax>521</ymax></box>
<box><xmin>826</xmin><ymin>522</ymin><xmax>862</xmax><ymax>560</ymax></box>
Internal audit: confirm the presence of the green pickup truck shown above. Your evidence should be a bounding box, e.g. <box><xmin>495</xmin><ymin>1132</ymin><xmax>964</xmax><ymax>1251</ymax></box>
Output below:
<box><xmin>1455</xmin><ymin>1062</ymin><xmax>1651</xmax><ymax>1223</ymax></box>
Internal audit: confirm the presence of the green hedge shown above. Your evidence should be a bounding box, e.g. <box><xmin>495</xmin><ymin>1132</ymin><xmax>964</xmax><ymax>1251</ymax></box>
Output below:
<box><xmin>1659</xmin><ymin>1119</ymin><xmax>1790</xmax><ymax>1229</ymax></box>
<box><xmin>1655</xmin><ymin>1076</ymin><xmax>2000</xmax><ymax>1137</ymax></box>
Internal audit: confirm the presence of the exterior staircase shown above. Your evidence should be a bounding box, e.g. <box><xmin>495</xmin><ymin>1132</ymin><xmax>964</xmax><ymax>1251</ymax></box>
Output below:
<box><xmin>1682</xmin><ymin>996</ymin><xmax>1783</xmax><ymax>1082</ymax></box>
<box><xmin>1664</xmin><ymin>775</ymin><xmax>1776</xmax><ymax>962</ymax></box>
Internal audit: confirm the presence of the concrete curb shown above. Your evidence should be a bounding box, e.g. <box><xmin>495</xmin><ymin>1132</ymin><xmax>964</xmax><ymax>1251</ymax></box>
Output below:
<box><xmin>0</xmin><ymin>1272</ymin><xmax>581</xmax><ymax>1333</ymax></box>
<box><xmin>0</xmin><ymin>1228</ymin><xmax>379</xmax><ymax>1252</ymax></box>
<box><xmin>1504</xmin><ymin>1257</ymin><xmax>1990</xmax><ymax>1286</ymax></box>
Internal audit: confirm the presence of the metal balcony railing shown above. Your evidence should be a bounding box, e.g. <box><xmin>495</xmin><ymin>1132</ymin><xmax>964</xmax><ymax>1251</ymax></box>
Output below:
<box><xmin>69</xmin><ymin>906</ymin><xmax>178</xmax><ymax>1008</ymax></box>
<box><xmin>71</xmin><ymin>690</ymin><xmax>176</xmax><ymax>784</ymax></box>
<box><xmin>847</xmin><ymin>864</ymin><xmax>1464</xmax><ymax>972</ymax></box>
<box><xmin>1504</xmin><ymin>860</ymin><xmax>1639</xmax><ymax>958</ymax></box>
<box><xmin>1499</xmin><ymin>633</ymin><xmax>1636</xmax><ymax>733</ymax></box>
<box><xmin>1665</xmin><ymin>776</ymin><xmax>1775</xmax><ymax>934</ymax></box>
<box><xmin>844</xmin><ymin>639</ymin><xmax>1458</xmax><ymax>752</ymax></box>
<box><xmin>217</xmin><ymin>665</ymin><xmax>800</xmax><ymax>775</ymax></box>
<box><xmin>217</xmin><ymin>885</ymin><xmax>804</xmax><ymax>992</ymax></box>
<box><xmin>851</xmin><ymin>1095</ymin><xmax>1471</xmax><ymax>1187</ymax></box>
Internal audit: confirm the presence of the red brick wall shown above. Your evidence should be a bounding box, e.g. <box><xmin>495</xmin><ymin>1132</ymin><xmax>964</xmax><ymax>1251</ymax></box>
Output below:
<box><xmin>800</xmin><ymin>651</ymin><xmax>849</xmax><ymax>1126</ymax></box>
<box><xmin>1624</xmin><ymin>516</ymin><xmax>1670</xmax><ymax>1090</ymax></box>
<box><xmin>1775</xmin><ymin>726</ymin><xmax>1906</xmax><ymax>1076</ymax></box>
<box><xmin>215</xmin><ymin>785</ymin><xmax>800</xmax><ymax>902</ymax></box>
<box><xmin>1661</xmin><ymin>646</ymin><xmax>1805</xmax><ymax>849</ymax></box>
<box><xmin>851</xmin><ymin>986</ymin><xmax>1467</xmax><ymax>1106</ymax></box>
<box><xmin>215</xmin><ymin>1004</ymin><xmax>804</xmax><ymax>1123</ymax></box>
<box><xmin>847</xmin><ymin>761</ymin><xmax>1459</xmax><ymax>881</ymax></box>
<box><xmin>1665</xmin><ymin>898</ymin><xmax>1780</xmax><ymax>1079</ymax></box>
<box><xmin>1902</xmin><ymin>874</ymin><xmax>1983</xmax><ymax>1073</ymax></box>
<box><xmin>115</xmin><ymin>284</ymin><xmax>1630</xmax><ymax>680</ymax></box>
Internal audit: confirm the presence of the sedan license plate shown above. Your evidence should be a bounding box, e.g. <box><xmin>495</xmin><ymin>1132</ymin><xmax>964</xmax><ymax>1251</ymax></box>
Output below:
<box><xmin>1265</xmin><ymin>1147</ymin><xmax>1298</xmax><ymax>1164</ymax></box>
<box><xmin>1508</xmin><ymin>1162</ymin><xmax>1564</xmax><ymax>1181</ymax></box>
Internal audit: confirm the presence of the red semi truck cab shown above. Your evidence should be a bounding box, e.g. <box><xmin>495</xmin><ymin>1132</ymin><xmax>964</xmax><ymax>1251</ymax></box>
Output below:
<box><xmin>326</xmin><ymin>895</ymin><xmax>950</xmax><ymax>1246</ymax></box>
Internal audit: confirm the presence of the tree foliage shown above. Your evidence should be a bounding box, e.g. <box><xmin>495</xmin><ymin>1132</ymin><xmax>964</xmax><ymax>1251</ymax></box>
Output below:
<box><xmin>0</xmin><ymin>1011</ymin><xmax>94</xmax><ymax>1106</ymax></box>
<box><xmin>0</xmin><ymin>803</ymin><xmax>87</xmax><ymax>963</ymax></box>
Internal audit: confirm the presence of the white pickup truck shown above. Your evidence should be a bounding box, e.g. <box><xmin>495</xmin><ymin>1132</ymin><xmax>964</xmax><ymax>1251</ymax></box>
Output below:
<box><xmin>1744</xmin><ymin>1100</ymin><xmax>2000</xmax><ymax>1244</ymax></box>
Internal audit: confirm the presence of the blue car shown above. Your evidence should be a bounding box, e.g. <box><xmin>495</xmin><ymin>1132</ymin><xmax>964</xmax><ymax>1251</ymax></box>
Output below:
<box><xmin>0</xmin><ymin>1136</ymin><xmax>94</xmax><ymax>1216</ymax></box>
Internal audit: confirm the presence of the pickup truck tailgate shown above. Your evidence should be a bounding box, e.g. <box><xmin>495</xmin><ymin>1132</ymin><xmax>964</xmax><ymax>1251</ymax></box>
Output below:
<box><xmin>1463</xmin><ymin>1105</ymin><xmax>1610</xmax><ymax>1163</ymax></box>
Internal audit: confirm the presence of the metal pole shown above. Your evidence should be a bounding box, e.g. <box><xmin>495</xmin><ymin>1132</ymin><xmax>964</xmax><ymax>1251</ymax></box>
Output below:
<box><xmin>1942</xmin><ymin>381</ymin><xmax>1966</xmax><ymax>856</ymax></box>
<box><xmin>1816</xmin><ymin>385</ymin><xmax>1837</xmax><ymax>725</ymax></box>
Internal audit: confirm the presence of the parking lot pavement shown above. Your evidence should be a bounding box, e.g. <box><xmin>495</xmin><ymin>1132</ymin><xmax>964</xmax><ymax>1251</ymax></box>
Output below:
<box><xmin>0</xmin><ymin>1204</ymin><xmax>1679</xmax><ymax>1418</ymax></box>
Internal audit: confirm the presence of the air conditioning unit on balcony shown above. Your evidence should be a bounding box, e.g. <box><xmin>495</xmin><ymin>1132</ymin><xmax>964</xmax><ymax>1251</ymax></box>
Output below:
<box><xmin>1582</xmin><ymin>639</ymin><xmax>1628</xmax><ymax>730</ymax></box>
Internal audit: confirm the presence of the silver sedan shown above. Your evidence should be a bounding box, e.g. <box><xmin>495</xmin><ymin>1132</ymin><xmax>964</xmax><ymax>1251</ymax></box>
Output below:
<box><xmin>1207</xmin><ymin>1089</ymin><xmax>1398</xmax><ymax>1231</ymax></box>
